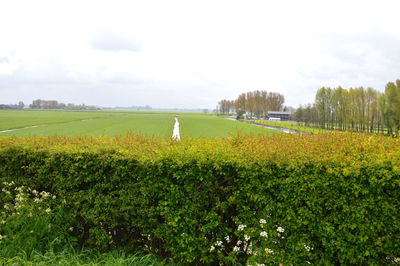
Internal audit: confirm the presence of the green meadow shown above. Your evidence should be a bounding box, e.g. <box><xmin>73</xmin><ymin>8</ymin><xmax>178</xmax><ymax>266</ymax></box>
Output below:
<box><xmin>0</xmin><ymin>110</ymin><xmax>279</xmax><ymax>138</ymax></box>
<box><xmin>179</xmin><ymin>114</ymin><xmax>279</xmax><ymax>137</ymax></box>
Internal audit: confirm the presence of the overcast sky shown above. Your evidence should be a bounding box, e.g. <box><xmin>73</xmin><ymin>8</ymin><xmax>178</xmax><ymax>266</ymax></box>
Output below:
<box><xmin>1</xmin><ymin>0</ymin><xmax>400</xmax><ymax>109</ymax></box>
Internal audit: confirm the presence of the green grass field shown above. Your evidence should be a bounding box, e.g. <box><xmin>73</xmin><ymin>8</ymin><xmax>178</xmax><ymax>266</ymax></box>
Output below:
<box><xmin>180</xmin><ymin>114</ymin><xmax>280</xmax><ymax>137</ymax></box>
<box><xmin>0</xmin><ymin>110</ymin><xmax>280</xmax><ymax>138</ymax></box>
<box><xmin>0</xmin><ymin>110</ymin><xmax>175</xmax><ymax>137</ymax></box>
<box><xmin>251</xmin><ymin>119</ymin><xmax>327</xmax><ymax>134</ymax></box>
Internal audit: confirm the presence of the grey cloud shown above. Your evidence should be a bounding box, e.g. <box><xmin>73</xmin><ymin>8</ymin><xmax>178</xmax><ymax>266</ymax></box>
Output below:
<box><xmin>0</xmin><ymin>57</ymin><xmax>10</xmax><ymax>63</ymax></box>
<box><xmin>325</xmin><ymin>31</ymin><xmax>400</xmax><ymax>65</ymax></box>
<box><xmin>299</xmin><ymin>30</ymin><xmax>400</xmax><ymax>90</ymax></box>
<box><xmin>91</xmin><ymin>34</ymin><xmax>140</xmax><ymax>52</ymax></box>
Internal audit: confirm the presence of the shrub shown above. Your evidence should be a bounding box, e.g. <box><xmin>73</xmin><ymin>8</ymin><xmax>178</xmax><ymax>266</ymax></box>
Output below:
<box><xmin>0</xmin><ymin>182</ymin><xmax>76</xmax><ymax>258</ymax></box>
<box><xmin>0</xmin><ymin>133</ymin><xmax>399</xmax><ymax>264</ymax></box>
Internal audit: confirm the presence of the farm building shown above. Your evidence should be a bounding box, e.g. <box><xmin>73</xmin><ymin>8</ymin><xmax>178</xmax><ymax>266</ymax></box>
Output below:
<box><xmin>267</xmin><ymin>111</ymin><xmax>291</xmax><ymax>121</ymax></box>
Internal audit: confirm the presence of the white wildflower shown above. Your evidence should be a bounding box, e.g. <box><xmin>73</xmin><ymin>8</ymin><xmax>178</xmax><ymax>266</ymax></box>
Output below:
<box><xmin>257</xmin><ymin>264</ymin><xmax>266</xmax><ymax>266</ymax></box>
<box><xmin>40</xmin><ymin>191</ymin><xmax>50</xmax><ymax>198</ymax></box>
<box><xmin>236</xmin><ymin>240</ymin><xmax>242</xmax><ymax>245</ymax></box>
<box><xmin>216</xmin><ymin>240</ymin><xmax>223</xmax><ymax>246</ymax></box>
<box><xmin>237</xmin><ymin>224</ymin><xmax>247</xmax><ymax>231</ymax></box>
<box><xmin>45</xmin><ymin>208</ymin><xmax>51</xmax><ymax>213</ymax></box>
<box><xmin>233</xmin><ymin>246</ymin><xmax>240</xmax><ymax>252</ymax></box>
<box><xmin>265</xmin><ymin>248</ymin><xmax>274</xmax><ymax>254</ymax></box>
<box><xmin>244</xmin><ymin>235</ymin><xmax>250</xmax><ymax>241</ymax></box>
<box><xmin>224</xmin><ymin>235</ymin><xmax>230</xmax><ymax>242</ymax></box>
<box><xmin>210</xmin><ymin>245</ymin><xmax>215</xmax><ymax>252</ymax></box>
<box><xmin>304</xmin><ymin>245</ymin><xmax>313</xmax><ymax>252</ymax></box>
<box><xmin>259</xmin><ymin>219</ymin><xmax>266</xmax><ymax>224</ymax></box>
<box><xmin>260</xmin><ymin>231</ymin><xmax>268</xmax><ymax>238</ymax></box>
<box><xmin>276</xmin><ymin>226</ymin><xmax>285</xmax><ymax>233</ymax></box>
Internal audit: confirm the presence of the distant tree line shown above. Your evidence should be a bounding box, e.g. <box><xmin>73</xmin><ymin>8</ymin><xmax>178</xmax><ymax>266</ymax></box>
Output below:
<box><xmin>0</xmin><ymin>101</ymin><xmax>25</xmax><ymax>110</ymax></box>
<box><xmin>29</xmin><ymin>99</ymin><xmax>98</xmax><ymax>110</ymax></box>
<box><xmin>293</xmin><ymin>79</ymin><xmax>400</xmax><ymax>135</ymax></box>
<box><xmin>217</xmin><ymin>90</ymin><xmax>285</xmax><ymax>118</ymax></box>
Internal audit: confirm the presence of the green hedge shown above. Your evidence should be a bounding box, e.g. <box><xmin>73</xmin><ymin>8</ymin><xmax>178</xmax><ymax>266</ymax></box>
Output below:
<box><xmin>1</xmin><ymin>133</ymin><xmax>400</xmax><ymax>264</ymax></box>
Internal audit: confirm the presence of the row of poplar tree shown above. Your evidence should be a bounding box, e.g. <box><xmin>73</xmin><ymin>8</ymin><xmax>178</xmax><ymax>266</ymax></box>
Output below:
<box><xmin>217</xmin><ymin>90</ymin><xmax>285</xmax><ymax>118</ymax></box>
<box><xmin>293</xmin><ymin>79</ymin><xmax>400</xmax><ymax>134</ymax></box>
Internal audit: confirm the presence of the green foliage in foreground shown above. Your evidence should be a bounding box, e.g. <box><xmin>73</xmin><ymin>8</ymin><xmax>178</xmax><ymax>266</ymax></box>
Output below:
<box><xmin>1</xmin><ymin>133</ymin><xmax>400</xmax><ymax>264</ymax></box>
<box><xmin>0</xmin><ymin>183</ymin><xmax>169</xmax><ymax>265</ymax></box>
<box><xmin>0</xmin><ymin>249</ymin><xmax>167</xmax><ymax>266</ymax></box>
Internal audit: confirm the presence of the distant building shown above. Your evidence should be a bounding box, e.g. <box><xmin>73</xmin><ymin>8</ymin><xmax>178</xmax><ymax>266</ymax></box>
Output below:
<box><xmin>267</xmin><ymin>111</ymin><xmax>291</xmax><ymax>121</ymax></box>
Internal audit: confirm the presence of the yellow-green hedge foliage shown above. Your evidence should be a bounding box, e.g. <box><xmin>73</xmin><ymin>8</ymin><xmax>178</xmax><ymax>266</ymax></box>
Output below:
<box><xmin>1</xmin><ymin>132</ymin><xmax>399</xmax><ymax>264</ymax></box>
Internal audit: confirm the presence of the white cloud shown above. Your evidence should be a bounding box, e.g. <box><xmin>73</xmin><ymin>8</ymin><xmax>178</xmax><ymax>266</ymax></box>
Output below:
<box><xmin>1</xmin><ymin>0</ymin><xmax>400</xmax><ymax>108</ymax></box>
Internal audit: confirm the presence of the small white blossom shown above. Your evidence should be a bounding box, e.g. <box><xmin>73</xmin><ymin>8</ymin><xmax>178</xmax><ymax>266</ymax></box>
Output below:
<box><xmin>216</xmin><ymin>240</ymin><xmax>223</xmax><ymax>246</ymax></box>
<box><xmin>265</xmin><ymin>248</ymin><xmax>274</xmax><ymax>254</ymax></box>
<box><xmin>45</xmin><ymin>208</ymin><xmax>51</xmax><ymax>213</ymax></box>
<box><xmin>257</xmin><ymin>264</ymin><xmax>266</xmax><ymax>266</ymax></box>
<box><xmin>237</xmin><ymin>224</ymin><xmax>247</xmax><ymax>231</ymax></box>
<box><xmin>259</xmin><ymin>219</ymin><xmax>266</xmax><ymax>224</ymax></box>
<box><xmin>276</xmin><ymin>226</ymin><xmax>285</xmax><ymax>233</ymax></box>
<box><xmin>236</xmin><ymin>240</ymin><xmax>242</xmax><ymax>245</ymax></box>
<box><xmin>233</xmin><ymin>246</ymin><xmax>240</xmax><ymax>252</ymax></box>
<box><xmin>244</xmin><ymin>235</ymin><xmax>250</xmax><ymax>241</ymax></box>
<box><xmin>304</xmin><ymin>245</ymin><xmax>313</xmax><ymax>252</ymax></box>
<box><xmin>210</xmin><ymin>245</ymin><xmax>215</xmax><ymax>252</ymax></box>
<box><xmin>260</xmin><ymin>231</ymin><xmax>268</xmax><ymax>238</ymax></box>
<box><xmin>224</xmin><ymin>235</ymin><xmax>230</xmax><ymax>242</ymax></box>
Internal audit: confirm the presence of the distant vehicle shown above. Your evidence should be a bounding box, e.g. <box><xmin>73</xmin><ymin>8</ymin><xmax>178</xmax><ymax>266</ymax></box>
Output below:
<box><xmin>268</xmin><ymin>117</ymin><xmax>281</xmax><ymax>121</ymax></box>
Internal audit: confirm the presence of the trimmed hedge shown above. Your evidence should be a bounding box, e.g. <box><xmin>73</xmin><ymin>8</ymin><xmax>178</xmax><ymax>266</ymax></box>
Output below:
<box><xmin>1</xmin><ymin>133</ymin><xmax>400</xmax><ymax>264</ymax></box>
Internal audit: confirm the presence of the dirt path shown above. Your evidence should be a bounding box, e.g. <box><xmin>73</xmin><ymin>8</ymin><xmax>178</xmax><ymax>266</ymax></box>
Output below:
<box><xmin>172</xmin><ymin>117</ymin><xmax>180</xmax><ymax>140</ymax></box>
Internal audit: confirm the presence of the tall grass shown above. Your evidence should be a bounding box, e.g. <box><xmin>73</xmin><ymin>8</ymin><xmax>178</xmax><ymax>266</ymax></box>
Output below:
<box><xmin>0</xmin><ymin>248</ymin><xmax>170</xmax><ymax>265</ymax></box>
<box><xmin>0</xmin><ymin>183</ymin><xmax>172</xmax><ymax>265</ymax></box>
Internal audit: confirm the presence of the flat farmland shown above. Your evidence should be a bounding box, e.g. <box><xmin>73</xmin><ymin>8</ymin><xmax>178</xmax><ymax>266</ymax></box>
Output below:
<box><xmin>179</xmin><ymin>114</ymin><xmax>280</xmax><ymax>137</ymax></box>
<box><xmin>0</xmin><ymin>110</ymin><xmax>175</xmax><ymax>137</ymax></box>
<box><xmin>0</xmin><ymin>110</ymin><xmax>280</xmax><ymax>138</ymax></box>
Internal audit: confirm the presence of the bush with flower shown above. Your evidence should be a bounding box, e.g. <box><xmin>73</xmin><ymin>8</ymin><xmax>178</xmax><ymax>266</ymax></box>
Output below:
<box><xmin>0</xmin><ymin>182</ymin><xmax>76</xmax><ymax>258</ymax></box>
<box><xmin>0</xmin><ymin>132</ymin><xmax>399</xmax><ymax>264</ymax></box>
